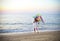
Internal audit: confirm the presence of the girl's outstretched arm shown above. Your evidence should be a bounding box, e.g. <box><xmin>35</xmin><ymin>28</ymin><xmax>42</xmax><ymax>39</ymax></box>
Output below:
<box><xmin>40</xmin><ymin>16</ymin><xmax>45</xmax><ymax>23</ymax></box>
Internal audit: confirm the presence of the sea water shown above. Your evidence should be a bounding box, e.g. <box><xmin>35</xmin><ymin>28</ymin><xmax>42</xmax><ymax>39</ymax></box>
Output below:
<box><xmin>0</xmin><ymin>14</ymin><xmax>60</xmax><ymax>33</ymax></box>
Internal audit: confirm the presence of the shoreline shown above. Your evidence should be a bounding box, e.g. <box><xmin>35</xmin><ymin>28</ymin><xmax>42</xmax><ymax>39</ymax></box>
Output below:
<box><xmin>0</xmin><ymin>30</ymin><xmax>60</xmax><ymax>35</ymax></box>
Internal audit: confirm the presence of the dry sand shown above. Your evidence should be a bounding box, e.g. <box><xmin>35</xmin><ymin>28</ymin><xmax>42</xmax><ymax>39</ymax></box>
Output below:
<box><xmin>0</xmin><ymin>31</ymin><xmax>60</xmax><ymax>41</ymax></box>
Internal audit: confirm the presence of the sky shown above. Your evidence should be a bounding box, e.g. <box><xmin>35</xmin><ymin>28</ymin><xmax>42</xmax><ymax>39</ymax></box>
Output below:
<box><xmin>0</xmin><ymin>0</ymin><xmax>59</xmax><ymax>13</ymax></box>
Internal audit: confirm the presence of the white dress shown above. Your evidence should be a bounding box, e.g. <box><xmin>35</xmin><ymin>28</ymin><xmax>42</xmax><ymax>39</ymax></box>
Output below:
<box><xmin>33</xmin><ymin>22</ymin><xmax>41</xmax><ymax>28</ymax></box>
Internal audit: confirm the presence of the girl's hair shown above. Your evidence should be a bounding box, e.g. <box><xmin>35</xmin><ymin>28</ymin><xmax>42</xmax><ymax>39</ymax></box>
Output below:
<box><xmin>34</xmin><ymin>16</ymin><xmax>40</xmax><ymax>22</ymax></box>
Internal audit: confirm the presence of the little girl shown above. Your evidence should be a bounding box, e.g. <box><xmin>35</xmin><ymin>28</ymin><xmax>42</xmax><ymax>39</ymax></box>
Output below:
<box><xmin>33</xmin><ymin>14</ymin><xmax>44</xmax><ymax>32</ymax></box>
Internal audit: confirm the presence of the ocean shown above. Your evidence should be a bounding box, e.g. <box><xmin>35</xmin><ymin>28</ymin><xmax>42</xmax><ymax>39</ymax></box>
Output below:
<box><xmin>0</xmin><ymin>13</ymin><xmax>60</xmax><ymax>33</ymax></box>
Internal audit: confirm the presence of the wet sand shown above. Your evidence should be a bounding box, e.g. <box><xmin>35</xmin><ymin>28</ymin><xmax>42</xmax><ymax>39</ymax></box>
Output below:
<box><xmin>0</xmin><ymin>31</ymin><xmax>60</xmax><ymax>41</ymax></box>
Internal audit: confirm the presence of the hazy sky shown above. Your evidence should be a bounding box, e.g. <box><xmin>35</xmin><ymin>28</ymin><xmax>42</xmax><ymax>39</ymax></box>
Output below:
<box><xmin>1</xmin><ymin>0</ymin><xmax>59</xmax><ymax>13</ymax></box>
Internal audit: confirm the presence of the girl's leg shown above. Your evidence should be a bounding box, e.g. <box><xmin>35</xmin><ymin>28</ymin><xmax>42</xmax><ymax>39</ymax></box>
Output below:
<box><xmin>36</xmin><ymin>27</ymin><xmax>39</xmax><ymax>32</ymax></box>
<box><xmin>34</xmin><ymin>28</ymin><xmax>36</xmax><ymax>32</ymax></box>
<box><xmin>34</xmin><ymin>27</ymin><xmax>38</xmax><ymax>32</ymax></box>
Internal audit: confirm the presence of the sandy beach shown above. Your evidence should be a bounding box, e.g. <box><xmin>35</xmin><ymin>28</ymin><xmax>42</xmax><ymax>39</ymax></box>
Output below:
<box><xmin>0</xmin><ymin>31</ymin><xmax>60</xmax><ymax>41</ymax></box>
